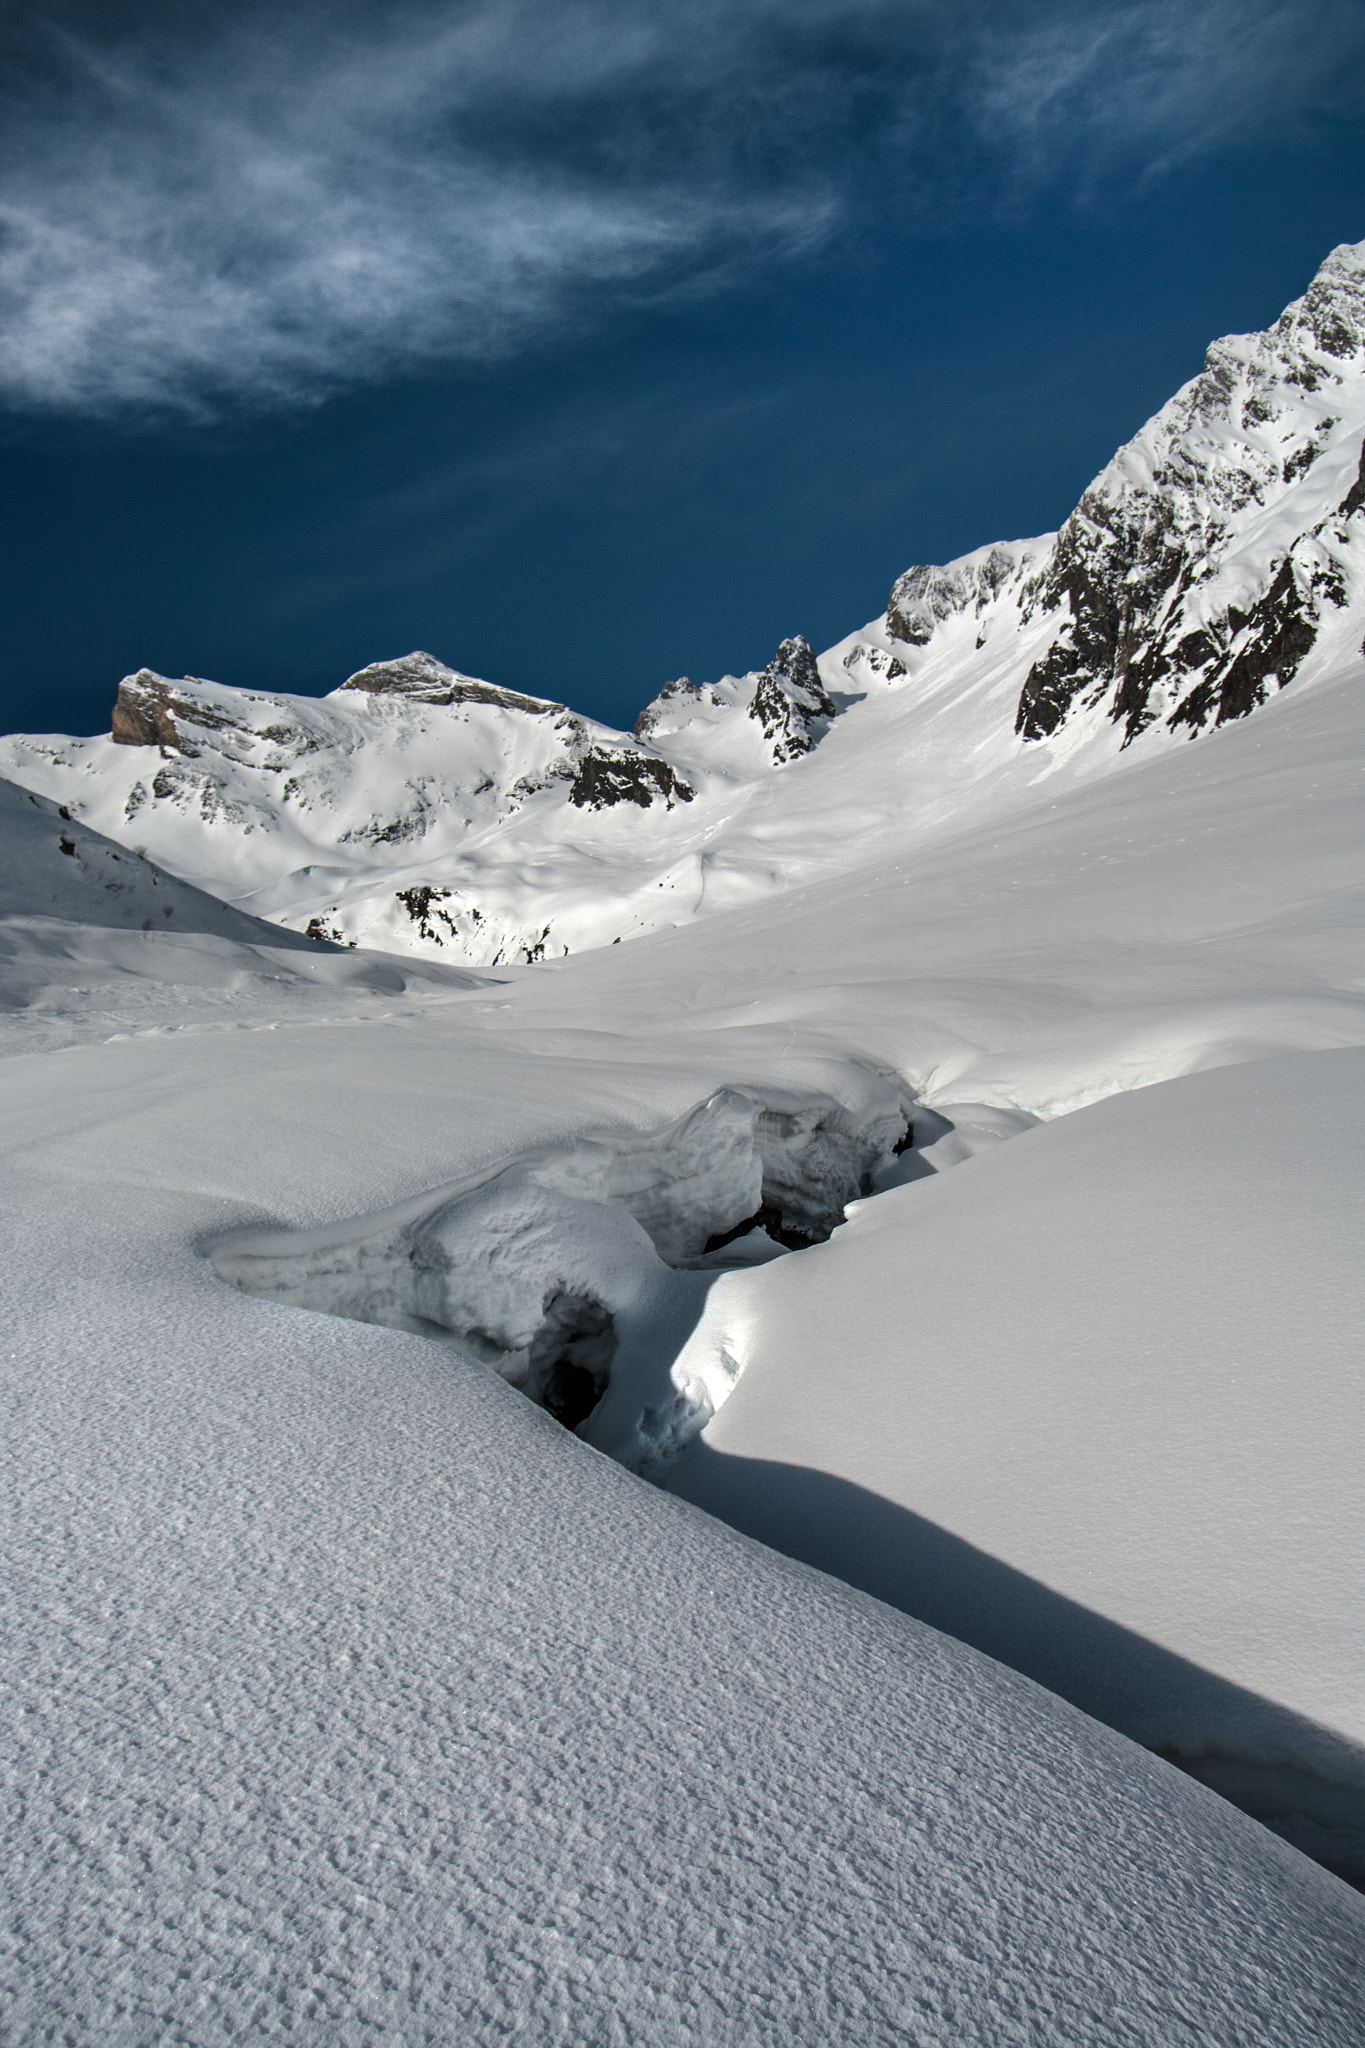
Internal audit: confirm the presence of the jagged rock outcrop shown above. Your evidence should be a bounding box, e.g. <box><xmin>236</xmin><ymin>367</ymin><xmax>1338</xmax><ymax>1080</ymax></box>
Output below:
<box><xmin>111</xmin><ymin>670</ymin><xmax>187</xmax><ymax>751</ymax></box>
<box><xmin>632</xmin><ymin>635</ymin><xmax>839</xmax><ymax>771</ymax></box>
<box><xmin>877</xmin><ymin>239</ymin><xmax>1365</xmax><ymax>749</ymax></box>
<box><xmin>748</xmin><ymin>636</ymin><xmax>836</xmax><ymax>762</ymax></box>
<box><xmin>569</xmin><ymin>750</ymin><xmax>694</xmax><ymax>810</ymax></box>
<box><xmin>111</xmin><ymin>669</ymin><xmax>254</xmax><ymax>755</ymax></box>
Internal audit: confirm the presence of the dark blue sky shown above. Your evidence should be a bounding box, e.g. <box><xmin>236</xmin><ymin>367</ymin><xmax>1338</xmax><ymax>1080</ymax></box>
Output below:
<box><xmin>2</xmin><ymin>0</ymin><xmax>1364</xmax><ymax>738</ymax></box>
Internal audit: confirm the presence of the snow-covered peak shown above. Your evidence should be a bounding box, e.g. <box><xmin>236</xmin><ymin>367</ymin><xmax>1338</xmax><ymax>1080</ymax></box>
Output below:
<box><xmin>886</xmin><ymin>539</ymin><xmax>1046</xmax><ymax>648</ymax></box>
<box><xmin>3</xmin><ymin>240</ymin><xmax>1364</xmax><ymax>971</ymax></box>
<box><xmin>850</xmin><ymin>239</ymin><xmax>1365</xmax><ymax>755</ymax></box>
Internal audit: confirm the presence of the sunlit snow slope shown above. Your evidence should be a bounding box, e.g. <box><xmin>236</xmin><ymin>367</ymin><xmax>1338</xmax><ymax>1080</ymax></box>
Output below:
<box><xmin>4</xmin><ymin>240</ymin><xmax>1364</xmax><ymax>965</ymax></box>
<box><xmin>4</xmin><ymin>1020</ymin><xmax>1362</xmax><ymax>2042</ymax></box>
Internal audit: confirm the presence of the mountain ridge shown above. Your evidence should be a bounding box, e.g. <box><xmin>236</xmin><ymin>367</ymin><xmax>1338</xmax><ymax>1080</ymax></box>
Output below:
<box><xmin>2</xmin><ymin>238</ymin><xmax>1363</xmax><ymax>966</ymax></box>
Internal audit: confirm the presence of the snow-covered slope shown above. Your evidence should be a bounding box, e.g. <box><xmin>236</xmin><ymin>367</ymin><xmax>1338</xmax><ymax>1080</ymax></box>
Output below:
<box><xmin>0</xmin><ymin>770</ymin><xmax>487</xmax><ymax>1056</ymax></box>
<box><xmin>4</xmin><ymin>240</ymin><xmax>1364</xmax><ymax>968</ymax></box>
<box><xmin>0</xmin><ymin>771</ymin><xmax>316</xmax><ymax>944</ymax></box>
<box><xmin>3</xmin><ymin>962</ymin><xmax>1363</xmax><ymax>2044</ymax></box>
<box><xmin>666</xmin><ymin>1048</ymin><xmax>1365</xmax><ymax>1878</ymax></box>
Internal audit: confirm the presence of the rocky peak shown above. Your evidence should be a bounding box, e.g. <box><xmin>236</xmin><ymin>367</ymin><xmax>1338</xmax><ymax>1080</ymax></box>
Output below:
<box><xmin>110</xmin><ymin>670</ymin><xmax>253</xmax><ymax>755</ymax></box>
<box><xmin>876</xmin><ymin>239</ymin><xmax>1365</xmax><ymax>752</ymax></box>
<box><xmin>339</xmin><ymin>651</ymin><xmax>561</xmax><ymax>716</ymax></box>
<box><xmin>1012</xmin><ymin>241</ymin><xmax>1365</xmax><ymax>744</ymax></box>
<box><xmin>887</xmin><ymin>546</ymin><xmax>1026</xmax><ymax>646</ymax></box>
<box><xmin>748</xmin><ymin>635</ymin><xmax>836</xmax><ymax>763</ymax></box>
<box><xmin>633</xmin><ymin>677</ymin><xmax>701</xmax><ymax>739</ymax></box>
<box><xmin>1274</xmin><ymin>239</ymin><xmax>1365</xmax><ymax>364</ymax></box>
<box><xmin>111</xmin><ymin>670</ymin><xmax>187</xmax><ymax>751</ymax></box>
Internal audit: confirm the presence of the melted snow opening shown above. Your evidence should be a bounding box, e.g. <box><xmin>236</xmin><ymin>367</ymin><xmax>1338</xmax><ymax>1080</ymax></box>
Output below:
<box><xmin>212</xmin><ymin>1086</ymin><xmax>908</xmax><ymax>1473</ymax></box>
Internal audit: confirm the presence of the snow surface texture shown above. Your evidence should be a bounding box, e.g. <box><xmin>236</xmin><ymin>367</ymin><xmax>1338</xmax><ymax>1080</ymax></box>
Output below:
<box><xmin>668</xmin><ymin>1049</ymin><xmax>1365</xmax><ymax>1875</ymax></box>
<box><xmin>3</xmin><ymin>241</ymin><xmax>1365</xmax><ymax>971</ymax></box>
<box><xmin>3</xmin><ymin>1010</ymin><xmax>1364</xmax><ymax>2045</ymax></box>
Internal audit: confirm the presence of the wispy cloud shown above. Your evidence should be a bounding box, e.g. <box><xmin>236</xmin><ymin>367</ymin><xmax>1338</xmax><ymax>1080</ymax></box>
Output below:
<box><xmin>0</xmin><ymin>0</ymin><xmax>1358</xmax><ymax>420</ymax></box>
<box><xmin>967</xmin><ymin>0</ymin><xmax>1365</xmax><ymax>189</ymax></box>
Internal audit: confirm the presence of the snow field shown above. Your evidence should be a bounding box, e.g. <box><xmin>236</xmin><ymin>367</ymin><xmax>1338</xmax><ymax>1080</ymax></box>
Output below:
<box><xmin>667</xmin><ymin>1047</ymin><xmax>1365</xmax><ymax>1877</ymax></box>
<box><xmin>3</xmin><ymin>241</ymin><xmax>1365</xmax><ymax>2039</ymax></box>
<box><xmin>2</xmin><ymin>1021</ymin><xmax>1363</xmax><ymax>2043</ymax></box>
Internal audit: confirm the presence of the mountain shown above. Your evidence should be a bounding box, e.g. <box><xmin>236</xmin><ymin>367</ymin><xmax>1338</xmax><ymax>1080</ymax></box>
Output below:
<box><xmin>858</xmin><ymin>236</ymin><xmax>1365</xmax><ymax>747</ymax></box>
<box><xmin>5</xmin><ymin>244</ymin><xmax>1365</xmax><ymax>2039</ymax></box>
<box><xmin>3</xmin><ymin>242</ymin><xmax>1364</xmax><ymax>970</ymax></box>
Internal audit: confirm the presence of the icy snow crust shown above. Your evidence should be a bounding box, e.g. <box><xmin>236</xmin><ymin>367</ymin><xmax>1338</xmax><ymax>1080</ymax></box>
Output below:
<box><xmin>213</xmin><ymin>1086</ymin><xmax>904</xmax><ymax>1472</ymax></box>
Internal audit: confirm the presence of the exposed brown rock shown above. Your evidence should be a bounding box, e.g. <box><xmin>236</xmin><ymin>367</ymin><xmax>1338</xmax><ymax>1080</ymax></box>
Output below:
<box><xmin>111</xmin><ymin>671</ymin><xmax>192</xmax><ymax>752</ymax></box>
<box><xmin>340</xmin><ymin>651</ymin><xmax>561</xmax><ymax>716</ymax></box>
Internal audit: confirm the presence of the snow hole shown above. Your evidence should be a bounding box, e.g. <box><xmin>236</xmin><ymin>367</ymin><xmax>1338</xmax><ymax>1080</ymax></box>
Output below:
<box><xmin>212</xmin><ymin>1086</ymin><xmax>909</xmax><ymax>1475</ymax></box>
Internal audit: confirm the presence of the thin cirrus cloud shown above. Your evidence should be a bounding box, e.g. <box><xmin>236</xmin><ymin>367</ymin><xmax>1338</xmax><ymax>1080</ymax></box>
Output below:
<box><xmin>0</xmin><ymin>0</ymin><xmax>1358</xmax><ymax>423</ymax></box>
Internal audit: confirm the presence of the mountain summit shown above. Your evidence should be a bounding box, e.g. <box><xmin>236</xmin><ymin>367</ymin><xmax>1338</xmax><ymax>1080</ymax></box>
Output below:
<box><xmin>3</xmin><ymin>240</ymin><xmax>1364</xmax><ymax>964</ymax></box>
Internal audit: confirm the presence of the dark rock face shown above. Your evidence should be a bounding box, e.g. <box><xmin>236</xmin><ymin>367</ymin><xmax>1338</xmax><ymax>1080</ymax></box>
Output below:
<box><xmin>1008</xmin><ymin>248</ymin><xmax>1365</xmax><ymax>746</ymax></box>
<box><xmin>1341</xmin><ymin>442</ymin><xmax>1365</xmax><ymax>519</ymax></box>
<box><xmin>1012</xmin><ymin>473</ymin><xmax>1359</xmax><ymax>746</ymax></box>
<box><xmin>340</xmin><ymin>651</ymin><xmax>560</xmax><ymax>716</ymax></box>
<box><xmin>1169</xmin><ymin>559</ymin><xmax>1322</xmax><ymax>731</ymax></box>
<box><xmin>1012</xmin><ymin>491</ymin><xmax>1195</xmax><ymax>744</ymax></box>
<box><xmin>395</xmin><ymin>885</ymin><xmax>459</xmax><ymax>942</ymax></box>
<box><xmin>748</xmin><ymin>636</ymin><xmax>836</xmax><ymax>763</ymax></box>
<box><xmin>876</xmin><ymin>243</ymin><xmax>1365</xmax><ymax>755</ymax></box>
<box><xmin>568</xmin><ymin>750</ymin><xmax>694</xmax><ymax>810</ymax></box>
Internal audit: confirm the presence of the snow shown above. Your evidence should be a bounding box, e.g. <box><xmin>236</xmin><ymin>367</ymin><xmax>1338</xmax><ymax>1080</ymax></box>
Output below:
<box><xmin>4</xmin><ymin>241</ymin><xmax>1365</xmax><ymax>2040</ymax></box>
<box><xmin>0</xmin><ymin>770</ymin><xmax>486</xmax><ymax>1059</ymax></box>
<box><xmin>3</xmin><ymin>1000</ymin><xmax>1364</xmax><ymax>2043</ymax></box>
<box><xmin>667</xmin><ymin>1049</ymin><xmax>1365</xmax><ymax>1859</ymax></box>
<box><xmin>212</xmin><ymin>1085</ymin><xmax>903</xmax><ymax>1470</ymax></box>
<box><xmin>0</xmin><ymin>771</ymin><xmax>313</xmax><ymax>944</ymax></box>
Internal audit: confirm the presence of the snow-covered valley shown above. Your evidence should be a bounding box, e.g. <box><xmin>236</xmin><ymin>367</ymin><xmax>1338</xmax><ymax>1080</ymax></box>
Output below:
<box><xmin>3</xmin><ymin>243</ymin><xmax>1365</xmax><ymax>2043</ymax></box>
